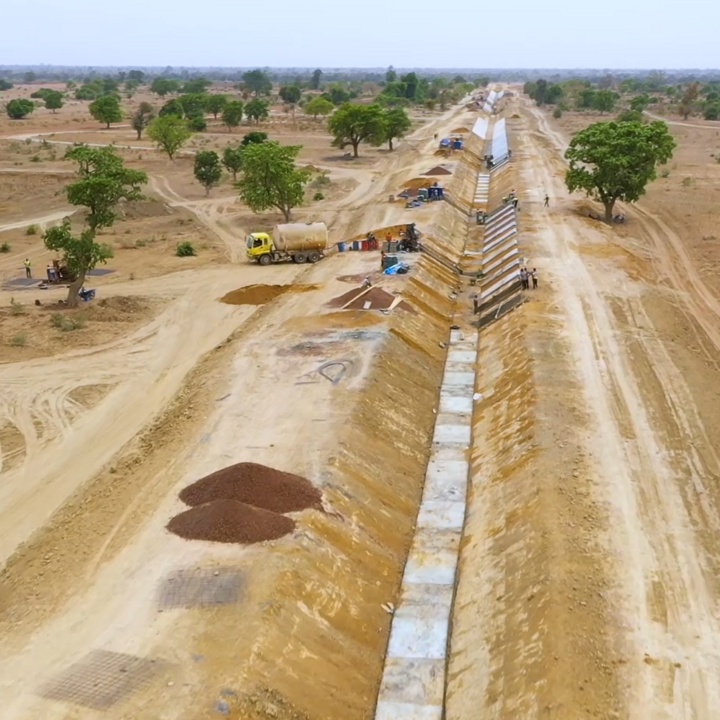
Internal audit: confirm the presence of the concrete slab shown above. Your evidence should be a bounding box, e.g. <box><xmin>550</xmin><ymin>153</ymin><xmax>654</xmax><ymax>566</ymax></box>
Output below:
<box><xmin>443</xmin><ymin>371</ymin><xmax>474</xmax><ymax>387</ymax></box>
<box><xmin>416</xmin><ymin>501</ymin><xmax>465</xmax><ymax>530</ymax></box>
<box><xmin>376</xmin><ymin>701</ymin><xmax>443</xmax><ymax>720</ymax></box>
<box><xmin>404</xmin><ymin>530</ymin><xmax>460</xmax><ymax>585</ymax></box>
<box><xmin>433</xmin><ymin>424</ymin><xmax>471</xmax><ymax>445</ymax></box>
<box><xmin>481</xmin><ymin>271</ymin><xmax>521</xmax><ymax>300</ymax></box>
<box><xmin>378</xmin><ymin>658</ymin><xmax>445</xmax><ymax>705</ymax></box>
<box><xmin>386</xmin><ymin>616</ymin><xmax>449</xmax><ymax>659</ymax></box>
<box><xmin>399</xmin><ymin>583</ymin><xmax>455</xmax><ymax>608</ymax></box>
<box><xmin>484</xmin><ymin>228</ymin><xmax>517</xmax><ymax>253</ymax></box>
<box><xmin>448</xmin><ymin>350</ymin><xmax>476</xmax><ymax>363</ymax></box>
<box><xmin>439</xmin><ymin>394</ymin><xmax>472</xmax><ymax>414</ymax></box>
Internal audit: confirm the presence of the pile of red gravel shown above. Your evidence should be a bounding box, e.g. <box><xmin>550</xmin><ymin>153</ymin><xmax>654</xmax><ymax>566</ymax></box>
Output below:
<box><xmin>167</xmin><ymin>462</ymin><xmax>322</xmax><ymax>545</ymax></box>
<box><xmin>179</xmin><ymin>462</ymin><xmax>322</xmax><ymax>513</ymax></box>
<box><xmin>167</xmin><ymin>501</ymin><xmax>296</xmax><ymax>544</ymax></box>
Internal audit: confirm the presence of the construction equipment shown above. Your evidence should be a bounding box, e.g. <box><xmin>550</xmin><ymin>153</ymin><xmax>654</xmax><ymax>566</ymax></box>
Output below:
<box><xmin>246</xmin><ymin>222</ymin><xmax>329</xmax><ymax>265</ymax></box>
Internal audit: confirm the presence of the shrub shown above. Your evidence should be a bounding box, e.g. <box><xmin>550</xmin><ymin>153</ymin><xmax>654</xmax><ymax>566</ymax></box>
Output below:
<box><xmin>135</xmin><ymin>238</ymin><xmax>148</xmax><ymax>248</ymax></box>
<box><xmin>187</xmin><ymin>115</ymin><xmax>207</xmax><ymax>132</ymax></box>
<box><xmin>660</xmin><ymin>169</ymin><xmax>670</xmax><ymax>178</ymax></box>
<box><xmin>30</xmin><ymin>155</ymin><xmax>40</xmax><ymax>163</ymax></box>
<box><xmin>26</xmin><ymin>224</ymin><xmax>39</xmax><ymax>235</ymax></box>
<box><xmin>312</xmin><ymin>172</ymin><xmax>331</xmax><ymax>188</ymax></box>
<box><xmin>10</xmin><ymin>298</ymin><xmax>26</xmax><ymax>315</ymax></box>
<box><xmin>10</xmin><ymin>334</ymin><xmax>27</xmax><ymax>347</ymax></box>
<box><xmin>175</xmin><ymin>241</ymin><xmax>197</xmax><ymax>257</ymax></box>
<box><xmin>553</xmin><ymin>107</ymin><xmax>563</xmax><ymax>118</ymax></box>
<box><xmin>50</xmin><ymin>313</ymin><xmax>86</xmax><ymax>331</ymax></box>
<box><xmin>682</xmin><ymin>176</ymin><xmax>693</xmax><ymax>187</ymax></box>
<box><xmin>313</xmin><ymin>191</ymin><xmax>325</xmax><ymax>201</ymax></box>
<box><xmin>0</xmin><ymin>242</ymin><xmax>10</xmax><ymax>253</ymax></box>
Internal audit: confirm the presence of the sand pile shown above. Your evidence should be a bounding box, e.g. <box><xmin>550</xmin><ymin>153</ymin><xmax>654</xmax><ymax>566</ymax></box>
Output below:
<box><xmin>179</xmin><ymin>462</ymin><xmax>323</xmax><ymax>513</ymax></box>
<box><xmin>422</xmin><ymin>166</ymin><xmax>452</xmax><ymax>176</ymax></box>
<box><xmin>327</xmin><ymin>286</ymin><xmax>414</xmax><ymax>312</ymax></box>
<box><xmin>167</xmin><ymin>501</ymin><xmax>295</xmax><ymax>544</ymax></box>
<box><xmin>220</xmin><ymin>284</ymin><xmax>316</xmax><ymax>306</ymax></box>
<box><xmin>451</xmin><ymin>126</ymin><xmax>469</xmax><ymax>133</ymax></box>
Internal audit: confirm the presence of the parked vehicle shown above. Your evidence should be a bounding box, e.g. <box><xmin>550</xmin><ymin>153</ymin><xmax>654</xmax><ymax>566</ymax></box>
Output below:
<box><xmin>246</xmin><ymin>222</ymin><xmax>329</xmax><ymax>265</ymax></box>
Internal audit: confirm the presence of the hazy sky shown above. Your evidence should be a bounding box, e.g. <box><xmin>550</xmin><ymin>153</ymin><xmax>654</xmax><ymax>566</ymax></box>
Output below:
<box><xmin>2</xmin><ymin>0</ymin><xmax>717</xmax><ymax>69</ymax></box>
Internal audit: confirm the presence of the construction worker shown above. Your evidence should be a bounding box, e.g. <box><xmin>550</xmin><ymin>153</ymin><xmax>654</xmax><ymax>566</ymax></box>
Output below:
<box><xmin>544</xmin><ymin>194</ymin><xmax>550</xmax><ymax>207</ymax></box>
<box><xmin>23</xmin><ymin>258</ymin><xmax>32</xmax><ymax>278</ymax></box>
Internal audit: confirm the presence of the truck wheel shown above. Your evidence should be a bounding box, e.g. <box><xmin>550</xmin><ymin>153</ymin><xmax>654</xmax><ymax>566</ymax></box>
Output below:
<box><xmin>308</xmin><ymin>251</ymin><xmax>321</xmax><ymax>263</ymax></box>
<box><xmin>294</xmin><ymin>252</ymin><xmax>307</xmax><ymax>264</ymax></box>
<box><xmin>258</xmin><ymin>255</ymin><xmax>272</xmax><ymax>266</ymax></box>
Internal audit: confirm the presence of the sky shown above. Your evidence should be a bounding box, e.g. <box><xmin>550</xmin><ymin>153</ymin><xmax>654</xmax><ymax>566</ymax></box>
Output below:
<box><xmin>2</xmin><ymin>0</ymin><xmax>718</xmax><ymax>69</ymax></box>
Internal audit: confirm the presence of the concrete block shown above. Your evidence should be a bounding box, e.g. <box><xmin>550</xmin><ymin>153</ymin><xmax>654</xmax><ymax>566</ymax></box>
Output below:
<box><xmin>375</xmin><ymin>701</ymin><xmax>443</xmax><ymax>720</ymax></box>
<box><xmin>417</xmin><ymin>501</ymin><xmax>466</xmax><ymax>530</ymax></box>
<box><xmin>386</xmin><ymin>615</ymin><xmax>449</xmax><ymax>659</ymax></box>
<box><xmin>434</xmin><ymin>424</ymin><xmax>471</xmax><ymax>445</ymax></box>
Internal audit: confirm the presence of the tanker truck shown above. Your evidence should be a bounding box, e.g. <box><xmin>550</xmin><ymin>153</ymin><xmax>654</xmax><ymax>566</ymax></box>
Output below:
<box><xmin>246</xmin><ymin>222</ymin><xmax>329</xmax><ymax>265</ymax></box>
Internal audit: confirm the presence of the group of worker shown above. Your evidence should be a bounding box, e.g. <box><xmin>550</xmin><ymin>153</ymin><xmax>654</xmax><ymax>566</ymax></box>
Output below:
<box><xmin>502</xmin><ymin>189</ymin><xmax>519</xmax><ymax>209</ymax></box>
<box><xmin>22</xmin><ymin>258</ymin><xmax>61</xmax><ymax>283</ymax></box>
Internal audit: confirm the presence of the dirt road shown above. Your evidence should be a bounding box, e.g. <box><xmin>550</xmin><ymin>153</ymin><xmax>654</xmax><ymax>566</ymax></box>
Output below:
<box><xmin>447</xmin><ymin>101</ymin><xmax>720</xmax><ymax>719</ymax></box>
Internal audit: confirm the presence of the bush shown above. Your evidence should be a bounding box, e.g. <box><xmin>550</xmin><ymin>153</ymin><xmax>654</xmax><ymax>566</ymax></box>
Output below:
<box><xmin>26</xmin><ymin>224</ymin><xmax>39</xmax><ymax>235</ymax></box>
<box><xmin>660</xmin><ymin>169</ymin><xmax>670</xmax><ymax>178</ymax></box>
<box><xmin>50</xmin><ymin>313</ymin><xmax>86</xmax><ymax>331</ymax></box>
<box><xmin>681</xmin><ymin>176</ymin><xmax>693</xmax><ymax>187</ymax></box>
<box><xmin>10</xmin><ymin>334</ymin><xmax>27</xmax><ymax>347</ymax></box>
<box><xmin>187</xmin><ymin>115</ymin><xmax>207</xmax><ymax>132</ymax></box>
<box><xmin>313</xmin><ymin>191</ymin><xmax>325</xmax><ymax>201</ymax></box>
<box><xmin>10</xmin><ymin>298</ymin><xmax>26</xmax><ymax>315</ymax></box>
<box><xmin>0</xmin><ymin>242</ymin><xmax>10</xmax><ymax>253</ymax></box>
<box><xmin>553</xmin><ymin>107</ymin><xmax>563</xmax><ymax>118</ymax></box>
<box><xmin>175</xmin><ymin>241</ymin><xmax>197</xmax><ymax>257</ymax></box>
<box><xmin>312</xmin><ymin>172</ymin><xmax>331</xmax><ymax>188</ymax></box>
<box><xmin>31</xmin><ymin>155</ymin><xmax>40</xmax><ymax>163</ymax></box>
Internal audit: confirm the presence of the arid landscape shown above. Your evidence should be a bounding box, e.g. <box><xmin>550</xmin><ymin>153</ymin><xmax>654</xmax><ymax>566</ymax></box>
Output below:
<box><xmin>2</xmin><ymin>65</ymin><xmax>720</xmax><ymax>720</ymax></box>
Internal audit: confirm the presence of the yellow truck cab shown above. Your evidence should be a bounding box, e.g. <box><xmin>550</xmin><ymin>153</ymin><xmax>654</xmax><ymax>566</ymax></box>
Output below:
<box><xmin>246</xmin><ymin>223</ymin><xmax>329</xmax><ymax>266</ymax></box>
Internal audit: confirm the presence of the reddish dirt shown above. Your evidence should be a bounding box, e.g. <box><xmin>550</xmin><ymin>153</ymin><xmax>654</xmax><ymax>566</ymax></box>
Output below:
<box><xmin>179</xmin><ymin>461</ymin><xmax>322</xmax><ymax>513</ymax></box>
<box><xmin>422</xmin><ymin>166</ymin><xmax>453</xmax><ymax>176</ymax></box>
<box><xmin>167</xmin><ymin>500</ymin><xmax>295</xmax><ymax>544</ymax></box>
<box><xmin>327</xmin><ymin>285</ymin><xmax>414</xmax><ymax>312</ymax></box>
<box><xmin>219</xmin><ymin>284</ymin><xmax>317</xmax><ymax>305</ymax></box>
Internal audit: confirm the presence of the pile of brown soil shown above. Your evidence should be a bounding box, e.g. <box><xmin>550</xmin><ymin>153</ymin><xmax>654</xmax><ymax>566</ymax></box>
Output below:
<box><xmin>220</xmin><ymin>284</ymin><xmax>316</xmax><ymax>306</ymax></box>
<box><xmin>451</xmin><ymin>126</ymin><xmax>469</xmax><ymax>133</ymax></box>
<box><xmin>327</xmin><ymin>286</ymin><xmax>413</xmax><ymax>312</ymax></box>
<box><xmin>167</xmin><ymin>500</ymin><xmax>295</xmax><ymax>544</ymax></box>
<box><xmin>402</xmin><ymin>177</ymin><xmax>434</xmax><ymax>190</ymax></box>
<box><xmin>422</xmin><ymin>166</ymin><xmax>453</xmax><ymax>176</ymax></box>
<box><xmin>180</xmin><ymin>462</ymin><xmax>323</xmax><ymax>513</ymax></box>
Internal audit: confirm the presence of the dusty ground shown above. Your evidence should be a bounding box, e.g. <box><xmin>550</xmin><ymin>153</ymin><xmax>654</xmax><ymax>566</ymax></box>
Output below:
<box><xmin>446</xmin><ymin>96</ymin><xmax>720</xmax><ymax>720</ymax></box>
<box><xmin>0</xmin><ymin>92</ymin><xmax>467</xmax><ymax>720</ymax></box>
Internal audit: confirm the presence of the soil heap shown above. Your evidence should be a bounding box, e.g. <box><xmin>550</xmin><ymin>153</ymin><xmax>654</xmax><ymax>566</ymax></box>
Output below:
<box><xmin>167</xmin><ymin>501</ymin><xmax>295</xmax><ymax>544</ymax></box>
<box><xmin>179</xmin><ymin>462</ymin><xmax>323</xmax><ymax>514</ymax></box>
<box><xmin>220</xmin><ymin>284</ymin><xmax>316</xmax><ymax>306</ymax></box>
<box><xmin>328</xmin><ymin>286</ymin><xmax>414</xmax><ymax>312</ymax></box>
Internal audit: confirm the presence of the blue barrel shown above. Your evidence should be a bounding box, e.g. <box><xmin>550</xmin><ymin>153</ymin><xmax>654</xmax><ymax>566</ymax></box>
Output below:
<box><xmin>352</xmin><ymin>240</ymin><xmax>360</xmax><ymax>251</ymax></box>
<box><xmin>338</xmin><ymin>242</ymin><xmax>346</xmax><ymax>252</ymax></box>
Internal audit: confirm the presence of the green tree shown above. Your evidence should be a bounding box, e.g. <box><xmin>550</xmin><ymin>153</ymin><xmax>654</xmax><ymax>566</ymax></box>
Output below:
<box><xmin>194</xmin><ymin>150</ymin><xmax>222</xmax><ymax>195</ymax></box>
<box><xmin>245</xmin><ymin>98</ymin><xmax>269</xmax><ymax>124</ymax></box>
<box><xmin>704</xmin><ymin>103</ymin><xmax>720</xmax><ymax>121</ymax></box>
<box><xmin>309</xmin><ymin>69</ymin><xmax>323</xmax><ymax>90</ymax></box>
<box><xmin>0</xmin><ymin>79</ymin><xmax>13</xmax><ymax>91</ymax></box>
<box><xmin>616</xmin><ymin>109</ymin><xmax>644</xmax><ymax>123</ymax></box>
<box><xmin>6</xmin><ymin>98</ymin><xmax>35</xmax><ymax>119</ymax></box>
<box><xmin>630</xmin><ymin>94</ymin><xmax>650</xmax><ymax>112</ymax></box>
<box><xmin>150</xmin><ymin>77</ymin><xmax>179</xmax><ymax>97</ymax></box>
<box><xmin>131</xmin><ymin>101</ymin><xmax>155</xmax><ymax>139</ymax></box>
<box><xmin>242</xmin><ymin>69</ymin><xmax>272</xmax><ymax>96</ymax></box>
<box><xmin>44</xmin><ymin>221</ymin><xmax>113</xmax><ymax>307</ymax></box>
<box><xmin>147</xmin><ymin>115</ymin><xmax>193</xmax><ymax>160</ymax></box>
<box><xmin>179</xmin><ymin>93</ymin><xmax>208</xmax><ymax>119</ymax></box>
<box><xmin>206</xmin><ymin>94</ymin><xmax>228</xmax><ymax>118</ymax></box>
<box><xmin>241</xmin><ymin>131</ymin><xmax>268</xmax><ymax>146</ymax></box>
<box><xmin>377</xmin><ymin>106</ymin><xmax>411</xmax><ymax>150</ymax></box>
<box><xmin>592</xmin><ymin>89</ymin><xmax>618</xmax><ymax>114</ymax></box>
<box><xmin>533</xmin><ymin>79</ymin><xmax>548</xmax><ymax>105</ymax></box>
<box><xmin>565</xmin><ymin>120</ymin><xmax>676</xmax><ymax>223</ymax></box>
<box><xmin>279</xmin><ymin>84</ymin><xmax>301</xmax><ymax>105</ymax></box>
<box><xmin>305</xmin><ymin>96</ymin><xmax>334</xmax><ymax>119</ymax></box>
<box><xmin>89</xmin><ymin>95</ymin><xmax>122</xmax><ymax>128</ymax></box>
<box><xmin>386</xmin><ymin>66</ymin><xmax>397</xmax><ymax>83</ymax></box>
<box><xmin>576</xmin><ymin>87</ymin><xmax>597</xmax><ymax>109</ymax></box>
<box><xmin>182</xmin><ymin>77</ymin><xmax>212</xmax><ymax>94</ymax></box>
<box><xmin>328</xmin><ymin>102</ymin><xmax>384</xmax><ymax>158</ymax></box>
<box><xmin>222</xmin><ymin>145</ymin><xmax>244</xmax><ymax>181</ymax></box>
<box><xmin>159</xmin><ymin>98</ymin><xmax>185</xmax><ymax>117</ymax></box>
<box><xmin>545</xmin><ymin>83</ymin><xmax>564</xmax><ymax>105</ymax></box>
<box><xmin>679</xmin><ymin>81</ymin><xmax>700</xmax><ymax>119</ymax></box>
<box><xmin>237</xmin><ymin>142</ymin><xmax>311</xmax><ymax>221</ymax></box>
<box><xmin>44</xmin><ymin>90</ymin><xmax>63</xmax><ymax>113</ymax></box>
<box><xmin>128</xmin><ymin>70</ymin><xmax>145</xmax><ymax>84</ymax></box>
<box><xmin>24</xmin><ymin>71</ymin><xmax>37</xmax><ymax>83</ymax></box>
<box><xmin>222</xmin><ymin>100</ymin><xmax>244</xmax><ymax>131</ymax></box>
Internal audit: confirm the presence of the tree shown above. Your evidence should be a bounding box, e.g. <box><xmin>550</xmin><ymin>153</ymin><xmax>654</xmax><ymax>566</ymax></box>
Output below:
<box><xmin>24</xmin><ymin>71</ymin><xmax>37</xmax><ymax>83</ymax></box>
<box><xmin>704</xmin><ymin>103</ymin><xmax>720</xmax><ymax>121</ymax></box>
<box><xmin>89</xmin><ymin>95</ymin><xmax>122</xmax><ymax>128</ymax></box>
<box><xmin>159</xmin><ymin>98</ymin><xmax>185</xmax><ymax>117</ymax></box>
<box><xmin>222</xmin><ymin>100</ymin><xmax>244</xmax><ymax>131</ymax></box>
<box><xmin>679</xmin><ymin>82</ymin><xmax>700</xmax><ymax>119</ymax></box>
<box><xmin>386</xmin><ymin>67</ymin><xmax>397</xmax><ymax>83</ymax></box>
<box><xmin>616</xmin><ymin>109</ymin><xmax>644</xmax><ymax>123</ymax></box>
<box><xmin>245</xmin><ymin>98</ymin><xmax>269</xmax><ymax>124</ymax></box>
<box><xmin>242</xmin><ymin>69</ymin><xmax>272</xmax><ymax>96</ymax></box>
<box><xmin>150</xmin><ymin>77</ymin><xmax>179</xmax><ymax>97</ymax></box>
<box><xmin>565</xmin><ymin>120</ymin><xmax>676</xmax><ymax>223</ymax></box>
<box><xmin>305</xmin><ymin>96</ymin><xmax>334</xmax><ymax>119</ymax></box>
<box><xmin>222</xmin><ymin>145</ymin><xmax>244</xmax><ymax>181</ymax></box>
<box><xmin>576</xmin><ymin>87</ymin><xmax>597</xmax><ymax>109</ymax></box>
<box><xmin>206</xmin><ymin>94</ymin><xmax>228</xmax><ymax>118</ymax></box>
<box><xmin>182</xmin><ymin>77</ymin><xmax>212</xmax><ymax>94</ymax></box>
<box><xmin>147</xmin><ymin>115</ymin><xmax>193</xmax><ymax>160</ymax></box>
<box><xmin>309</xmin><ymin>69</ymin><xmax>323</xmax><ymax>90</ymax></box>
<box><xmin>64</xmin><ymin>145</ymin><xmax>147</xmax><ymax>231</ymax></box>
<box><xmin>194</xmin><ymin>150</ymin><xmax>222</xmax><ymax>195</ymax></box>
<box><xmin>128</xmin><ymin>70</ymin><xmax>145</xmax><ymax>84</ymax></box>
<box><xmin>6</xmin><ymin>98</ymin><xmax>35</xmax><ymax>119</ymax></box>
<box><xmin>44</xmin><ymin>90</ymin><xmax>64</xmax><ymax>113</ymax></box>
<box><xmin>592</xmin><ymin>89</ymin><xmax>618</xmax><ymax>114</ymax></box>
<box><xmin>545</xmin><ymin>84</ymin><xmax>564</xmax><ymax>105</ymax></box>
<box><xmin>0</xmin><ymin>79</ymin><xmax>13</xmax><ymax>91</ymax></box>
<box><xmin>378</xmin><ymin>107</ymin><xmax>411</xmax><ymax>151</ymax></box>
<box><xmin>44</xmin><ymin>221</ymin><xmax>114</xmax><ymax>307</ymax></box>
<box><xmin>630</xmin><ymin>94</ymin><xmax>650</xmax><ymax>112</ymax></box>
<box><xmin>328</xmin><ymin>102</ymin><xmax>385</xmax><ymax>157</ymax></box>
<box><xmin>279</xmin><ymin>85</ymin><xmax>301</xmax><ymax>106</ymax></box>
<box><xmin>241</xmin><ymin>131</ymin><xmax>268</xmax><ymax>146</ymax></box>
<box><xmin>131</xmin><ymin>102</ymin><xmax>155</xmax><ymax>139</ymax></box>
<box><xmin>237</xmin><ymin>142</ymin><xmax>311</xmax><ymax>221</ymax></box>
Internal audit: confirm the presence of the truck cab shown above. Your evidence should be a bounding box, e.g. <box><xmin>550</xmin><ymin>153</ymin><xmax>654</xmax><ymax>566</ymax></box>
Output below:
<box><xmin>246</xmin><ymin>233</ymin><xmax>272</xmax><ymax>262</ymax></box>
